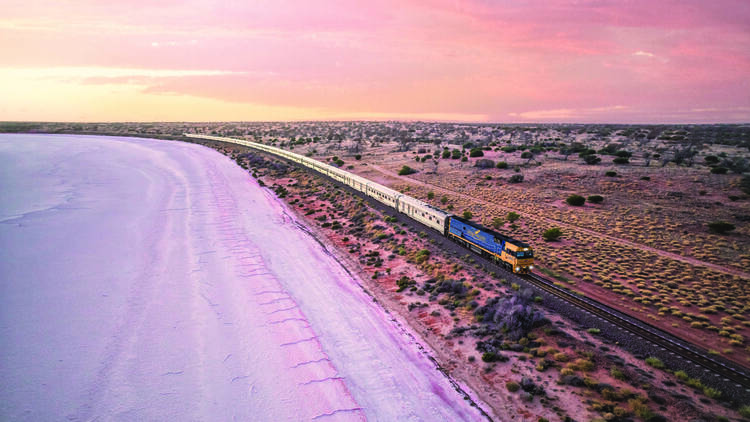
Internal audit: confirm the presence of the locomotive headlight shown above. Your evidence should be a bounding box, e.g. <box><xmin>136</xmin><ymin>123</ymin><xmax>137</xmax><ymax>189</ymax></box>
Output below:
<box><xmin>515</xmin><ymin>267</ymin><xmax>520</xmax><ymax>271</ymax></box>
<box><xmin>529</xmin><ymin>265</ymin><xmax>534</xmax><ymax>270</ymax></box>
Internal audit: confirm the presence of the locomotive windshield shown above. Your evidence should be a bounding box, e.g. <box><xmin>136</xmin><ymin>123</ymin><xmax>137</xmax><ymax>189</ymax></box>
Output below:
<box><xmin>516</xmin><ymin>250</ymin><xmax>534</xmax><ymax>258</ymax></box>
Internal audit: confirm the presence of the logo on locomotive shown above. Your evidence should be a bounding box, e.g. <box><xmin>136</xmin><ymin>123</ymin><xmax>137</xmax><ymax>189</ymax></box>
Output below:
<box><xmin>465</xmin><ymin>228</ymin><xmax>487</xmax><ymax>243</ymax></box>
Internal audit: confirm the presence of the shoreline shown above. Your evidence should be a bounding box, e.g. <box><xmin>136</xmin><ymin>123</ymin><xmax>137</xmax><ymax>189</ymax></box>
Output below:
<box><xmin>268</xmin><ymin>189</ymin><xmax>499</xmax><ymax>420</ymax></box>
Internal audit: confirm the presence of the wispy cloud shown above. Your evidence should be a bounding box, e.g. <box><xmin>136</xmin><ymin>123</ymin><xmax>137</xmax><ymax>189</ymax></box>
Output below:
<box><xmin>151</xmin><ymin>40</ymin><xmax>198</xmax><ymax>48</ymax></box>
<box><xmin>0</xmin><ymin>66</ymin><xmax>245</xmax><ymax>79</ymax></box>
<box><xmin>509</xmin><ymin>106</ymin><xmax>630</xmax><ymax>121</ymax></box>
<box><xmin>633</xmin><ymin>50</ymin><xmax>655</xmax><ymax>57</ymax></box>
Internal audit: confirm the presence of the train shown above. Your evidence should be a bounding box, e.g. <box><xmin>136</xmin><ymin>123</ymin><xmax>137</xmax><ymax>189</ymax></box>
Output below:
<box><xmin>185</xmin><ymin>134</ymin><xmax>534</xmax><ymax>274</ymax></box>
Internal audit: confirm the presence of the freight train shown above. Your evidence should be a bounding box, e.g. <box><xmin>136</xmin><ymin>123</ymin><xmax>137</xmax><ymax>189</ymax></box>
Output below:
<box><xmin>186</xmin><ymin>134</ymin><xmax>534</xmax><ymax>274</ymax></box>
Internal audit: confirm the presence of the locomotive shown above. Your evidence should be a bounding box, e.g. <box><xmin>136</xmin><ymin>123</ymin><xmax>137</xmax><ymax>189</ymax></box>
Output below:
<box><xmin>186</xmin><ymin>134</ymin><xmax>534</xmax><ymax>274</ymax></box>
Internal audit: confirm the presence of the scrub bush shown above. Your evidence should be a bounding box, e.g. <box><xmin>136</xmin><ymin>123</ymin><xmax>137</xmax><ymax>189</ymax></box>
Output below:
<box><xmin>583</xmin><ymin>154</ymin><xmax>601</xmax><ymax>164</ymax></box>
<box><xmin>469</xmin><ymin>148</ymin><xmax>484</xmax><ymax>157</ymax></box>
<box><xmin>645</xmin><ymin>356</ymin><xmax>664</xmax><ymax>369</ymax></box>
<box><xmin>566</xmin><ymin>194</ymin><xmax>586</xmax><ymax>206</ymax></box>
<box><xmin>708</xmin><ymin>221</ymin><xmax>735</xmax><ymax>234</ymax></box>
<box><xmin>398</xmin><ymin>166</ymin><xmax>417</xmax><ymax>175</ymax></box>
<box><xmin>703</xmin><ymin>387</ymin><xmax>722</xmax><ymax>399</ymax></box>
<box><xmin>542</xmin><ymin>227</ymin><xmax>562</xmax><ymax>241</ymax></box>
<box><xmin>506</xmin><ymin>381</ymin><xmax>521</xmax><ymax>392</ymax></box>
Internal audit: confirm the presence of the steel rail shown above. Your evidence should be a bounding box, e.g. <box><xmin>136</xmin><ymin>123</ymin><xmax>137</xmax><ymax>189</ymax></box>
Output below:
<box><xmin>523</xmin><ymin>272</ymin><xmax>750</xmax><ymax>391</ymax></box>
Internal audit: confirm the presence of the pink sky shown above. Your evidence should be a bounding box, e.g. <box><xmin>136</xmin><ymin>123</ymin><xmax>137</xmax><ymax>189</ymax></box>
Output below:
<box><xmin>1</xmin><ymin>0</ymin><xmax>748</xmax><ymax>123</ymax></box>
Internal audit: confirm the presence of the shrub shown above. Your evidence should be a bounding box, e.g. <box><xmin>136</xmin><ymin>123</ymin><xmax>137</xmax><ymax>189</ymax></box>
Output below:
<box><xmin>482</xmin><ymin>351</ymin><xmax>503</xmax><ymax>362</ymax></box>
<box><xmin>543</xmin><ymin>227</ymin><xmax>562</xmax><ymax>241</ymax></box>
<box><xmin>703</xmin><ymin>386</ymin><xmax>722</xmax><ymax>399</ymax></box>
<box><xmin>442</xmin><ymin>150</ymin><xmax>450</xmax><ymax>159</ymax></box>
<box><xmin>506</xmin><ymin>212</ymin><xmax>520</xmax><ymax>223</ymax></box>
<box><xmin>463</xmin><ymin>210</ymin><xmax>473</xmax><ymax>220</ymax></box>
<box><xmin>396</xmin><ymin>276</ymin><xmax>416</xmax><ymax>292</ymax></box>
<box><xmin>506</xmin><ymin>381</ymin><xmax>521</xmax><ymax>392</ymax></box>
<box><xmin>704</xmin><ymin>155</ymin><xmax>719</xmax><ymax>164</ymax></box>
<box><xmin>575</xmin><ymin>358</ymin><xmax>595</xmax><ymax>372</ymax></box>
<box><xmin>708</xmin><ymin>221</ymin><xmax>735</xmax><ymax>234</ymax></box>
<box><xmin>613</xmin><ymin>157</ymin><xmax>629</xmax><ymax>164</ymax></box>
<box><xmin>628</xmin><ymin>399</ymin><xmax>654</xmax><ymax>420</ymax></box>
<box><xmin>686</xmin><ymin>377</ymin><xmax>703</xmax><ymax>389</ymax></box>
<box><xmin>587</xmin><ymin>328</ymin><xmax>601</xmax><ymax>334</ymax></box>
<box><xmin>451</xmin><ymin>149</ymin><xmax>461</xmax><ymax>159</ymax></box>
<box><xmin>508</xmin><ymin>174</ymin><xmax>524</xmax><ymax>183</ymax></box>
<box><xmin>645</xmin><ymin>356</ymin><xmax>665</xmax><ymax>369</ymax></box>
<box><xmin>474</xmin><ymin>289</ymin><xmax>547</xmax><ymax>341</ymax></box>
<box><xmin>469</xmin><ymin>148</ymin><xmax>484</xmax><ymax>157</ymax></box>
<box><xmin>521</xmin><ymin>151</ymin><xmax>532</xmax><ymax>159</ymax></box>
<box><xmin>492</xmin><ymin>217</ymin><xmax>504</xmax><ymax>228</ymax></box>
<box><xmin>640</xmin><ymin>176</ymin><xmax>650</xmax><ymax>180</ymax></box>
<box><xmin>496</xmin><ymin>161</ymin><xmax>508</xmax><ymax>169</ymax></box>
<box><xmin>615</xmin><ymin>150</ymin><xmax>632</xmax><ymax>158</ymax></box>
<box><xmin>566</xmin><ymin>194</ymin><xmax>586</xmax><ymax>206</ymax></box>
<box><xmin>461</xmin><ymin>156</ymin><xmax>468</xmax><ymax>162</ymax></box>
<box><xmin>710</xmin><ymin>166</ymin><xmax>728</xmax><ymax>174</ymax></box>
<box><xmin>587</xmin><ymin>195</ymin><xmax>604</xmax><ymax>204</ymax></box>
<box><xmin>605</xmin><ymin>171</ymin><xmax>617</xmax><ymax>177</ymax></box>
<box><xmin>475</xmin><ymin>159</ymin><xmax>495</xmax><ymax>168</ymax></box>
<box><xmin>583</xmin><ymin>154</ymin><xmax>601</xmax><ymax>165</ymax></box>
<box><xmin>354</xmin><ymin>154</ymin><xmax>362</xmax><ymax>160</ymax></box>
<box><xmin>741</xmin><ymin>175</ymin><xmax>750</xmax><ymax>195</ymax></box>
<box><xmin>610</xmin><ymin>367</ymin><xmax>626</xmax><ymax>380</ymax></box>
<box><xmin>414</xmin><ymin>249</ymin><xmax>430</xmax><ymax>264</ymax></box>
<box><xmin>739</xmin><ymin>405</ymin><xmax>750</xmax><ymax>418</ymax></box>
<box><xmin>440</xmin><ymin>195</ymin><xmax>448</xmax><ymax>204</ymax></box>
<box><xmin>427</xmin><ymin>191</ymin><xmax>435</xmax><ymax>200</ymax></box>
<box><xmin>553</xmin><ymin>352</ymin><xmax>568</xmax><ymax>362</ymax></box>
<box><xmin>674</xmin><ymin>370</ymin><xmax>688</xmax><ymax>381</ymax></box>
<box><xmin>398</xmin><ymin>165</ymin><xmax>417</xmax><ymax>175</ymax></box>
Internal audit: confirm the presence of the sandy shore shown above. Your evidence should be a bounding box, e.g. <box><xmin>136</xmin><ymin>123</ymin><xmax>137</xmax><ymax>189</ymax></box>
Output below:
<box><xmin>0</xmin><ymin>134</ymin><xmax>486</xmax><ymax>421</ymax></box>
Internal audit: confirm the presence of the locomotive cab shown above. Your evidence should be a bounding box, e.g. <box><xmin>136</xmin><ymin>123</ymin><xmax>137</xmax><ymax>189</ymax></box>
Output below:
<box><xmin>501</xmin><ymin>241</ymin><xmax>534</xmax><ymax>274</ymax></box>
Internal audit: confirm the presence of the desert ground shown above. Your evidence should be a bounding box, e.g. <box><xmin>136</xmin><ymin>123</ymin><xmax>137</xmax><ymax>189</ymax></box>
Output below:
<box><xmin>3</xmin><ymin>122</ymin><xmax>750</xmax><ymax>421</ymax></box>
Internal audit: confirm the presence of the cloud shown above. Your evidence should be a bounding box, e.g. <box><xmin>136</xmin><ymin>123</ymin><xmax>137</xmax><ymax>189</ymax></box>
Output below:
<box><xmin>151</xmin><ymin>40</ymin><xmax>198</xmax><ymax>48</ymax></box>
<box><xmin>0</xmin><ymin>66</ymin><xmax>245</xmax><ymax>80</ymax></box>
<box><xmin>509</xmin><ymin>105</ymin><xmax>629</xmax><ymax>121</ymax></box>
<box><xmin>633</xmin><ymin>50</ymin><xmax>655</xmax><ymax>57</ymax></box>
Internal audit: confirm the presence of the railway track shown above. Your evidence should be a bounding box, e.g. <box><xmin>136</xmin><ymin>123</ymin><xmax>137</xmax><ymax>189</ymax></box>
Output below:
<box><xmin>522</xmin><ymin>272</ymin><xmax>750</xmax><ymax>394</ymax></box>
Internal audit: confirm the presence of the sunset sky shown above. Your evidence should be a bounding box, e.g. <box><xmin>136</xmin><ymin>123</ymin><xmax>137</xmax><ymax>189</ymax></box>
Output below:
<box><xmin>1</xmin><ymin>0</ymin><xmax>748</xmax><ymax>123</ymax></box>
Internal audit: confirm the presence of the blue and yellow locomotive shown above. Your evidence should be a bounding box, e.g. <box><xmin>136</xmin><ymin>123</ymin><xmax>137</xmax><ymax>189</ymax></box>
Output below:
<box><xmin>446</xmin><ymin>216</ymin><xmax>534</xmax><ymax>274</ymax></box>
